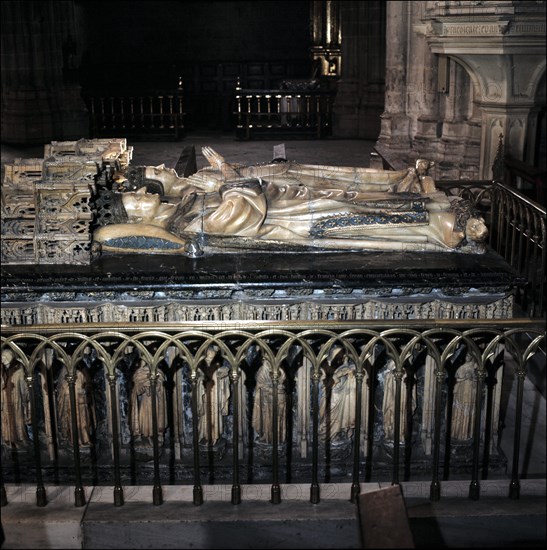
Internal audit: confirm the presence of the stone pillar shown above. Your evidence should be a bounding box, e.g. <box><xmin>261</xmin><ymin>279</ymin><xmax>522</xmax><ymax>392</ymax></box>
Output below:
<box><xmin>425</xmin><ymin>2</ymin><xmax>546</xmax><ymax>179</ymax></box>
<box><xmin>1</xmin><ymin>0</ymin><xmax>88</xmax><ymax>144</ymax></box>
<box><xmin>407</xmin><ymin>2</ymin><xmax>445</xmax><ymax>170</ymax></box>
<box><xmin>375</xmin><ymin>1</ymin><xmax>545</xmax><ymax>179</ymax></box>
<box><xmin>376</xmin><ymin>0</ymin><xmax>411</xmax><ymax>150</ymax></box>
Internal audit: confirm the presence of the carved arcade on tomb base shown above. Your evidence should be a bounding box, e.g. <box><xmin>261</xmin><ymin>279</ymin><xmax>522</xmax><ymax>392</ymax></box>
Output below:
<box><xmin>1</xmin><ymin>327</ymin><xmax>511</xmax><ymax>486</ymax></box>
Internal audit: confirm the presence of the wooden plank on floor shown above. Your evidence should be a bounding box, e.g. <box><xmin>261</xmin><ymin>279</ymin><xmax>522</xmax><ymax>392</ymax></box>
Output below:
<box><xmin>358</xmin><ymin>485</ymin><xmax>415</xmax><ymax>548</ymax></box>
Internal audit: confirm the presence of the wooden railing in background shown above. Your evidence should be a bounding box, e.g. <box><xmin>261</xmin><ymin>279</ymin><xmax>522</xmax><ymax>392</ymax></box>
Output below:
<box><xmin>83</xmin><ymin>81</ymin><xmax>185</xmax><ymax>141</ymax></box>
<box><xmin>234</xmin><ymin>84</ymin><xmax>334</xmax><ymax>140</ymax></box>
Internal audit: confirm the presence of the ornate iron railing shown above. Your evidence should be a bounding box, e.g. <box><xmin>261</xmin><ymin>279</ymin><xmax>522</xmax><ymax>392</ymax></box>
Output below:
<box><xmin>1</xmin><ymin>320</ymin><xmax>544</xmax><ymax>508</ymax></box>
<box><xmin>437</xmin><ymin>180</ymin><xmax>546</xmax><ymax>318</ymax></box>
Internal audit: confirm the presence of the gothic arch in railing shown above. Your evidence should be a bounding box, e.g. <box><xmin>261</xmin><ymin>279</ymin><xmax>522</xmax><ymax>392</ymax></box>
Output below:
<box><xmin>2</xmin><ymin>324</ymin><xmax>544</xmax><ymax>505</ymax></box>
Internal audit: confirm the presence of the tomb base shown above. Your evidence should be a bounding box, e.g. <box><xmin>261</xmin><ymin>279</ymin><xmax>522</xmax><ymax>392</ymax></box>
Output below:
<box><xmin>1</xmin><ymin>249</ymin><xmax>520</xmax><ymax>485</ymax></box>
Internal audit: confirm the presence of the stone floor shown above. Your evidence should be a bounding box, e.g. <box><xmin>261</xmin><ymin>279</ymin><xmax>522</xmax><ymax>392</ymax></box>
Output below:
<box><xmin>1</xmin><ymin>480</ymin><xmax>545</xmax><ymax>549</ymax></box>
<box><xmin>1</xmin><ymin>134</ymin><xmax>545</xmax><ymax>549</ymax></box>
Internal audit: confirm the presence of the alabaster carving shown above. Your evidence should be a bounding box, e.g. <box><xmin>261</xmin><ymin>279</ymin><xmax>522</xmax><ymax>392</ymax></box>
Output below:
<box><xmin>130</xmin><ymin>359</ymin><xmax>167</xmax><ymax>446</ymax></box>
<box><xmin>319</xmin><ymin>346</ymin><xmax>358</xmax><ymax>443</ymax></box>
<box><xmin>196</xmin><ymin>345</ymin><xmax>231</xmax><ymax>446</ymax></box>
<box><xmin>0</xmin><ymin>295</ymin><xmax>514</xmax><ymax>327</ymax></box>
<box><xmin>1</xmin><ymin>139</ymin><xmax>488</xmax><ymax>263</ymax></box>
<box><xmin>1</xmin><ymin>349</ymin><xmax>31</xmax><ymax>449</ymax></box>
<box><xmin>93</xmin><ymin>147</ymin><xmax>488</xmax><ymax>256</ymax></box>
<box><xmin>57</xmin><ymin>366</ymin><xmax>96</xmax><ymax>447</ymax></box>
<box><xmin>252</xmin><ymin>359</ymin><xmax>287</xmax><ymax>444</ymax></box>
<box><xmin>450</xmin><ymin>353</ymin><xmax>478</xmax><ymax>441</ymax></box>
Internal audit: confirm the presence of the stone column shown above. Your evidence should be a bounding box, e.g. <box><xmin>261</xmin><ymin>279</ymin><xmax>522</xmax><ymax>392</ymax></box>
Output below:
<box><xmin>424</xmin><ymin>2</ymin><xmax>546</xmax><ymax>179</ymax></box>
<box><xmin>408</xmin><ymin>2</ymin><xmax>441</xmax><ymax>158</ymax></box>
<box><xmin>376</xmin><ymin>0</ymin><xmax>411</xmax><ymax>150</ymax></box>
<box><xmin>1</xmin><ymin>0</ymin><xmax>88</xmax><ymax>144</ymax></box>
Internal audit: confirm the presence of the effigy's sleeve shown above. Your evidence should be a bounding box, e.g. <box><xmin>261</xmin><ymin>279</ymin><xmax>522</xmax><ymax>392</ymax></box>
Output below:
<box><xmin>201</xmin><ymin>182</ymin><xmax>267</xmax><ymax>237</ymax></box>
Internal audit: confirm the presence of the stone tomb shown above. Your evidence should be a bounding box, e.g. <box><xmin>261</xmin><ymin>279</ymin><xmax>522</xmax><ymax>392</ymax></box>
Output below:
<box><xmin>1</xmin><ymin>138</ymin><xmax>520</xmax><ymax>485</ymax></box>
<box><xmin>1</xmin><ymin>248</ymin><xmax>519</xmax><ymax>484</ymax></box>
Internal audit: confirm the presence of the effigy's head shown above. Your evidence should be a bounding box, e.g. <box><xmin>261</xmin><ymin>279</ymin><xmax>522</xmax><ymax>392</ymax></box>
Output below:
<box><xmin>465</xmin><ymin>216</ymin><xmax>488</xmax><ymax>243</ymax></box>
<box><xmin>145</xmin><ymin>164</ymin><xmax>178</xmax><ymax>181</ymax></box>
<box><xmin>449</xmin><ymin>198</ymin><xmax>488</xmax><ymax>250</ymax></box>
<box><xmin>415</xmin><ymin>159</ymin><xmax>435</xmax><ymax>176</ymax></box>
<box><xmin>327</xmin><ymin>345</ymin><xmax>345</xmax><ymax>366</ymax></box>
<box><xmin>205</xmin><ymin>344</ymin><xmax>220</xmax><ymax>361</ymax></box>
<box><xmin>121</xmin><ymin>187</ymin><xmax>163</xmax><ymax>222</ymax></box>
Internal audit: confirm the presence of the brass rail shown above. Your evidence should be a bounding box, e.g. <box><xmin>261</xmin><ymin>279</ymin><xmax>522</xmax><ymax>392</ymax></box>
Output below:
<box><xmin>1</xmin><ymin>319</ymin><xmax>544</xmax><ymax>507</ymax></box>
<box><xmin>1</xmin><ymin>177</ymin><xmax>545</xmax><ymax>511</ymax></box>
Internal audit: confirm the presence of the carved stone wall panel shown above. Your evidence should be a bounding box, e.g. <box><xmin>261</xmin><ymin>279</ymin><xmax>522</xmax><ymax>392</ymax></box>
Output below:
<box><xmin>0</xmin><ymin>193</ymin><xmax>35</xmax><ymax>218</ymax></box>
<box><xmin>1</xmin><ymin>218</ymin><xmax>36</xmax><ymax>238</ymax></box>
<box><xmin>2</xmin><ymin>159</ymin><xmax>43</xmax><ymax>188</ymax></box>
<box><xmin>0</xmin><ymin>240</ymin><xmax>35</xmax><ymax>265</ymax></box>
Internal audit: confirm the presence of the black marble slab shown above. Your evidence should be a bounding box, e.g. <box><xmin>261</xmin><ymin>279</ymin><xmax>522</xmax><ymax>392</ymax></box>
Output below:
<box><xmin>1</xmin><ymin>248</ymin><xmax>523</xmax><ymax>302</ymax></box>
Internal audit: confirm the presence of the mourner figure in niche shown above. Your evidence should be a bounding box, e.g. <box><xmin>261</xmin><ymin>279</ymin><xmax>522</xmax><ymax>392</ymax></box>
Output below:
<box><xmin>130</xmin><ymin>360</ymin><xmax>167</xmax><ymax>446</ymax></box>
<box><xmin>451</xmin><ymin>354</ymin><xmax>478</xmax><ymax>441</ymax></box>
<box><xmin>319</xmin><ymin>346</ymin><xmax>357</xmax><ymax>442</ymax></box>
<box><xmin>57</xmin><ymin>366</ymin><xmax>96</xmax><ymax>447</ymax></box>
<box><xmin>252</xmin><ymin>359</ymin><xmax>287</xmax><ymax>444</ymax></box>
<box><xmin>382</xmin><ymin>359</ymin><xmax>417</xmax><ymax>442</ymax></box>
<box><xmin>93</xmin><ymin>147</ymin><xmax>488</xmax><ymax>256</ymax></box>
<box><xmin>196</xmin><ymin>345</ymin><xmax>231</xmax><ymax>445</ymax></box>
<box><xmin>1</xmin><ymin>349</ymin><xmax>31</xmax><ymax>449</ymax></box>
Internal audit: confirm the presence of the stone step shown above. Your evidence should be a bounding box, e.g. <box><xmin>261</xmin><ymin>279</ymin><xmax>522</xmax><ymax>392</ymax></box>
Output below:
<box><xmin>1</xmin><ymin>480</ymin><xmax>545</xmax><ymax>549</ymax></box>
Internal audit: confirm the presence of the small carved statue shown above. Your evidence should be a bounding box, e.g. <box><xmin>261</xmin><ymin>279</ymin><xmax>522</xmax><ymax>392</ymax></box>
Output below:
<box><xmin>252</xmin><ymin>359</ymin><xmax>286</xmax><ymax>444</ymax></box>
<box><xmin>1</xmin><ymin>349</ymin><xmax>31</xmax><ymax>449</ymax></box>
<box><xmin>451</xmin><ymin>354</ymin><xmax>478</xmax><ymax>441</ymax></box>
<box><xmin>319</xmin><ymin>346</ymin><xmax>357</xmax><ymax>442</ymax></box>
<box><xmin>196</xmin><ymin>345</ymin><xmax>231</xmax><ymax>445</ymax></box>
<box><xmin>57</xmin><ymin>366</ymin><xmax>96</xmax><ymax>447</ymax></box>
<box><xmin>130</xmin><ymin>360</ymin><xmax>167</xmax><ymax>446</ymax></box>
